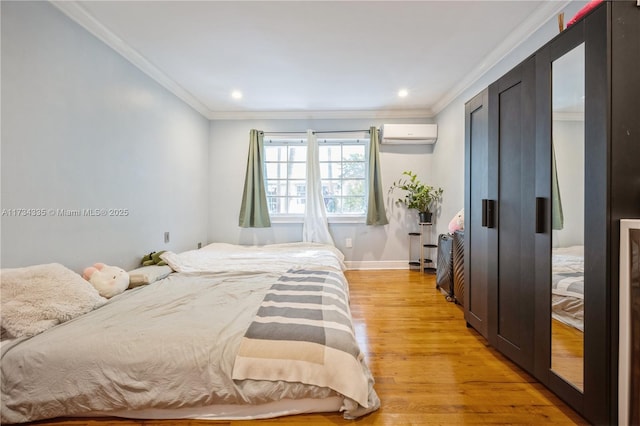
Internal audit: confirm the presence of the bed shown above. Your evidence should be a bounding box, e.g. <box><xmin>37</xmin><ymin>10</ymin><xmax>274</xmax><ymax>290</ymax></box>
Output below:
<box><xmin>0</xmin><ymin>242</ymin><xmax>379</xmax><ymax>424</ymax></box>
<box><xmin>551</xmin><ymin>245</ymin><xmax>584</xmax><ymax>332</ymax></box>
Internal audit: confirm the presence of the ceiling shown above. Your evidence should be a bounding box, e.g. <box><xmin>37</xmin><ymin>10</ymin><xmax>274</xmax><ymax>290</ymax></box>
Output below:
<box><xmin>52</xmin><ymin>1</ymin><xmax>569</xmax><ymax>119</ymax></box>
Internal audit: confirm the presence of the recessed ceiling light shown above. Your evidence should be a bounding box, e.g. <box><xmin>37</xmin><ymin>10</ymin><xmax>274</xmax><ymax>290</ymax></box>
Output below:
<box><xmin>231</xmin><ymin>90</ymin><xmax>243</xmax><ymax>99</ymax></box>
<box><xmin>398</xmin><ymin>89</ymin><xmax>409</xmax><ymax>98</ymax></box>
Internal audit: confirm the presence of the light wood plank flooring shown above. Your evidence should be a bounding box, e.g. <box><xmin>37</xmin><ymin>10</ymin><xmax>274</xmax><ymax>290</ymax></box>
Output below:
<box><xmin>28</xmin><ymin>270</ymin><xmax>587</xmax><ymax>425</ymax></box>
<box><xmin>551</xmin><ymin>319</ymin><xmax>584</xmax><ymax>391</ymax></box>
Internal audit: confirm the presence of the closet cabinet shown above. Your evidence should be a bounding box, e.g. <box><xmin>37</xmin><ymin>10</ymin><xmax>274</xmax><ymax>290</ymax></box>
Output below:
<box><xmin>487</xmin><ymin>56</ymin><xmax>537</xmax><ymax>373</ymax></box>
<box><xmin>463</xmin><ymin>89</ymin><xmax>489</xmax><ymax>339</ymax></box>
<box><xmin>464</xmin><ymin>2</ymin><xmax>640</xmax><ymax>424</ymax></box>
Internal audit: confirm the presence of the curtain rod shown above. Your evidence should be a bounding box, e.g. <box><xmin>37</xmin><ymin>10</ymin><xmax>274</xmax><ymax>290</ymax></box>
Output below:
<box><xmin>261</xmin><ymin>129</ymin><xmax>376</xmax><ymax>135</ymax></box>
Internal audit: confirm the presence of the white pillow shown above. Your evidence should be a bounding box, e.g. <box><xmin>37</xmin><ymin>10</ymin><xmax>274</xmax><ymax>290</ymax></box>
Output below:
<box><xmin>0</xmin><ymin>263</ymin><xmax>107</xmax><ymax>339</ymax></box>
<box><xmin>127</xmin><ymin>265</ymin><xmax>172</xmax><ymax>288</ymax></box>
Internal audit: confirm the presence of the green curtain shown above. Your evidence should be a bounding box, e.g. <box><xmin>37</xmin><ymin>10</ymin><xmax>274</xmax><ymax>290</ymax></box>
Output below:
<box><xmin>238</xmin><ymin>129</ymin><xmax>271</xmax><ymax>228</ymax></box>
<box><xmin>551</xmin><ymin>142</ymin><xmax>564</xmax><ymax>230</ymax></box>
<box><xmin>366</xmin><ymin>126</ymin><xmax>389</xmax><ymax>226</ymax></box>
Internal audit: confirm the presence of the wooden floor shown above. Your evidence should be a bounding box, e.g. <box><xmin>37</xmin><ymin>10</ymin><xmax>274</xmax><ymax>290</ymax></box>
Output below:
<box><xmin>29</xmin><ymin>270</ymin><xmax>588</xmax><ymax>426</ymax></box>
<box><xmin>551</xmin><ymin>319</ymin><xmax>584</xmax><ymax>391</ymax></box>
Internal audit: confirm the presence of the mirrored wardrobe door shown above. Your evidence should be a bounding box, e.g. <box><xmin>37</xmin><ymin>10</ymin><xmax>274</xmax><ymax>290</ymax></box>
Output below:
<box><xmin>533</xmin><ymin>14</ymin><xmax>588</xmax><ymax>416</ymax></box>
<box><xmin>550</xmin><ymin>42</ymin><xmax>585</xmax><ymax>392</ymax></box>
<box><xmin>534</xmin><ymin>5</ymin><xmax>613</xmax><ymax>423</ymax></box>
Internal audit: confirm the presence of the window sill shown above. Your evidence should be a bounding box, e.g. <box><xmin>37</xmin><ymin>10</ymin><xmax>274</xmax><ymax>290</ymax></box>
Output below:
<box><xmin>269</xmin><ymin>215</ymin><xmax>366</xmax><ymax>224</ymax></box>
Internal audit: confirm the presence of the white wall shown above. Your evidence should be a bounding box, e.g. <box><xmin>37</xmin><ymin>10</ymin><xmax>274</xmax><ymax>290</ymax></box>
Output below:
<box><xmin>0</xmin><ymin>1</ymin><xmax>210</xmax><ymax>272</ymax></box>
<box><xmin>552</xmin><ymin>119</ymin><xmax>585</xmax><ymax>248</ymax></box>
<box><xmin>432</xmin><ymin>1</ymin><xmax>589</xmax><ymax>238</ymax></box>
<box><xmin>208</xmin><ymin>118</ymin><xmax>439</xmax><ymax>267</ymax></box>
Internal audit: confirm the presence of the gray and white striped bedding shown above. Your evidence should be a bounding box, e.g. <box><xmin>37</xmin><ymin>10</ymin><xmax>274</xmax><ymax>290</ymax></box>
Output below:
<box><xmin>552</xmin><ymin>272</ymin><xmax>584</xmax><ymax>299</ymax></box>
<box><xmin>232</xmin><ymin>268</ymin><xmax>377</xmax><ymax>415</ymax></box>
<box><xmin>552</xmin><ymin>246</ymin><xmax>584</xmax><ymax>299</ymax></box>
<box><xmin>551</xmin><ymin>246</ymin><xmax>584</xmax><ymax>331</ymax></box>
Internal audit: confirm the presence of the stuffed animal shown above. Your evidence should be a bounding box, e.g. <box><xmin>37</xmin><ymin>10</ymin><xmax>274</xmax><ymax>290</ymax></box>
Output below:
<box><xmin>141</xmin><ymin>251</ymin><xmax>167</xmax><ymax>266</ymax></box>
<box><xmin>448</xmin><ymin>208</ymin><xmax>465</xmax><ymax>234</ymax></box>
<box><xmin>82</xmin><ymin>263</ymin><xmax>129</xmax><ymax>299</ymax></box>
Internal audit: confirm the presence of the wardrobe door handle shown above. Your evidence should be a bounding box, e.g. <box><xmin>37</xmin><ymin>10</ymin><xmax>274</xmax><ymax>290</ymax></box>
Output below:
<box><xmin>486</xmin><ymin>200</ymin><xmax>496</xmax><ymax>229</ymax></box>
<box><xmin>482</xmin><ymin>199</ymin><xmax>488</xmax><ymax>227</ymax></box>
<box><xmin>535</xmin><ymin>197</ymin><xmax>545</xmax><ymax>233</ymax></box>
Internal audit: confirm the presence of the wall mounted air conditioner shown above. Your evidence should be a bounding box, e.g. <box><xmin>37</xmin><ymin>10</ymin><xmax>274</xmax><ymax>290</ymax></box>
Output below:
<box><xmin>381</xmin><ymin>124</ymin><xmax>438</xmax><ymax>144</ymax></box>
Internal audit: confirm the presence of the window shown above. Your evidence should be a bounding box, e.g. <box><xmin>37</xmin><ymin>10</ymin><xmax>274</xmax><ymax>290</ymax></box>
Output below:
<box><xmin>264</xmin><ymin>141</ymin><xmax>307</xmax><ymax>215</ymax></box>
<box><xmin>319</xmin><ymin>141</ymin><xmax>366</xmax><ymax>214</ymax></box>
<box><xmin>263</xmin><ymin>138</ymin><xmax>368</xmax><ymax>217</ymax></box>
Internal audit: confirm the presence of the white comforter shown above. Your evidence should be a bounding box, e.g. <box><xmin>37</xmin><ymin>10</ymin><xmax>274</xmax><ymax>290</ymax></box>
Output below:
<box><xmin>161</xmin><ymin>242</ymin><xmax>346</xmax><ymax>274</ymax></box>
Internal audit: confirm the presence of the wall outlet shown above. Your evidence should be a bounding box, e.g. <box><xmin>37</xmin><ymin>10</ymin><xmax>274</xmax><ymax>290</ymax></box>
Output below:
<box><xmin>164</xmin><ymin>232</ymin><xmax>170</xmax><ymax>243</ymax></box>
<box><xmin>345</xmin><ymin>238</ymin><xmax>353</xmax><ymax>248</ymax></box>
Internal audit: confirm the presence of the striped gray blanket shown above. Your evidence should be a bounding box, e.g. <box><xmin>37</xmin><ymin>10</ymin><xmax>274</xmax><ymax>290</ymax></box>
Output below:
<box><xmin>552</xmin><ymin>272</ymin><xmax>584</xmax><ymax>299</ymax></box>
<box><xmin>231</xmin><ymin>268</ymin><xmax>372</xmax><ymax>409</ymax></box>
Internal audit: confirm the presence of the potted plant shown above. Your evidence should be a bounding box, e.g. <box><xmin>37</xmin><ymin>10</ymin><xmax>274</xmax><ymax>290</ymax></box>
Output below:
<box><xmin>389</xmin><ymin>171</ymin><xmax>444</xmax><ymax>223</ymax></box>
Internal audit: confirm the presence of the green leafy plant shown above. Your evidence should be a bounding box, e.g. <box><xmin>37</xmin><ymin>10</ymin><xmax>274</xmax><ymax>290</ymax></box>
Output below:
<box><xmin>389</xmin><ymin>171</ymin><xmax>444</xmax><ymax>214</ymax></box>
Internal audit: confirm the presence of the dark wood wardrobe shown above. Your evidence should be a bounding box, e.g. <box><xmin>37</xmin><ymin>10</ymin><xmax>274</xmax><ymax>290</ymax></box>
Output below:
<box><xmin>464</xmin><ymin>2</ymin><xmax>640</xmax><ymax>424</ymax></box>
<box><xmin>463</xmin><ymin>89</ymin><xmax>489</xmax><ymax>339</ymax></box>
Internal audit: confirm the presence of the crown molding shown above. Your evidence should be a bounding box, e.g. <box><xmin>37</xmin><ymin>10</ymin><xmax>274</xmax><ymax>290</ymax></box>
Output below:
<box><xmin>208</xmin><ymin>108</ymin><xmax>433</xmax><ymax>120</ymax></box>
<box><xmin>50</xmin><ymin>1</ymin><xmax>211</xmax><ymax>119</ymax></box>
<box><xmin>431</xmin><ymin>0</ymin><xmax>571</xmax><ymax>115</ymax></box>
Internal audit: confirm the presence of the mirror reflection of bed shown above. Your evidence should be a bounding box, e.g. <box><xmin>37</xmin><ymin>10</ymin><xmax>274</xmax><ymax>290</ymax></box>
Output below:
<box><xmin>551</xmin><ymin>246</ymin><xmax>584</xmax><ymax>389</ymax></box>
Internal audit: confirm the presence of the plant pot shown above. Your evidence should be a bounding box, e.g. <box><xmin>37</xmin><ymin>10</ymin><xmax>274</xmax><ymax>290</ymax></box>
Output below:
<box><xmin>419</xmin><ymin>211</ymin><xmax>432</xmax><ymax>223</ymax></box>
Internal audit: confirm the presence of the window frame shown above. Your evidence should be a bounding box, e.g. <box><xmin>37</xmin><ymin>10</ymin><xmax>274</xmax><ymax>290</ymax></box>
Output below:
<box><xmin>263</xmin><ymin>136</ymin><xmax>369</xmax><ymax>223</ymax></box>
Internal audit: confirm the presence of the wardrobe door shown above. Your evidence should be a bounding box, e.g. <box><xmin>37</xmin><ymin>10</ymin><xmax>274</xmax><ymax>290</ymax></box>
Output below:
<box><xmin>487</xmin><ymin>56</ymin><xmax>536</xmax><ymax>373</ymax></box>
<box><xmin>534</xmin><ymin>21</ymin><xmax>587</xmax><ymax>414</ymax></box>
<box><xmin>464</xmin><ymin>89</ymin><xmax>489</xmax><ymax>339</ymax></box>
<box><xmin>534</xmin><ymin>3</ymin><xmax>640</xmax><ymax>424</ymax></box>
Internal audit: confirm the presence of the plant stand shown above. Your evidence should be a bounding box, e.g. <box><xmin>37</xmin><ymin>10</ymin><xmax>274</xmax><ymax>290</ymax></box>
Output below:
<box><xmin>408</xmin><ymin>222</ymin><xmax>437</xmax><ymax>273</ymax></box>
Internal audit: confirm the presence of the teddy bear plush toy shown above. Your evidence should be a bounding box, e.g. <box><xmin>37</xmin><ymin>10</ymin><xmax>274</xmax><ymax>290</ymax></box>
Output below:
<box><xmin>141</xmin><ymin>251</ymin><xmax>167</xmax><ymax>266</ymax></box>
<box><xmin>82</xmin><ymin>263</ymin><xmax>129</xmax><ymax>299</ymax></box>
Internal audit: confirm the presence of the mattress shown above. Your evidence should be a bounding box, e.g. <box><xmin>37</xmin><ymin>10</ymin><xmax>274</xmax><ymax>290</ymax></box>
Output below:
<box><xmin>1</xmin><ymin>242</ymin><xmax>379</xmax><ymax>424</ymax></box>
